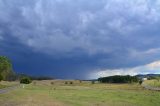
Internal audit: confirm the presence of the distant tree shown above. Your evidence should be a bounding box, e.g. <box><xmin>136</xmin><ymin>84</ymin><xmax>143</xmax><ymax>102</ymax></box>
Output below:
<box><xmin>98</xmin><ymin>75</ymin><xmax>139</xmax><ymax>83</ymax></box>
<box><xmin>20</xmin><ymin>77</ymin><xmax>32</xmax><ymax>84</ymax></box>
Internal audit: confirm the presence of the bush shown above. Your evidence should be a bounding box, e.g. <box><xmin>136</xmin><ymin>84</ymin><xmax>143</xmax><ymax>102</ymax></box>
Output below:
<box><xmin>70</xmin><ymin>81</ymin><xmax>73</xmax><ymax>84</ymax></box>
<box><xmin>51</xmin><ymin>82</ymin><xmax>54</xmax><ymax>85</ymax></box>
<box><xmin>20</xmin><ymin>77</ymin><xmax>32</xmax><ymax>84</ymax></box>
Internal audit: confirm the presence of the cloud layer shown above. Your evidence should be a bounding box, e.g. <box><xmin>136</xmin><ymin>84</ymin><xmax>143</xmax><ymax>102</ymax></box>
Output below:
<box><xmin>90</xmin><ymin>60</ymin><xmax>160</xmax><ymax>79</ymax></box>
<box><xmin>1</xmin><ymin>0</ymin><xmax>160</xmax><ymax>78</ymax></box>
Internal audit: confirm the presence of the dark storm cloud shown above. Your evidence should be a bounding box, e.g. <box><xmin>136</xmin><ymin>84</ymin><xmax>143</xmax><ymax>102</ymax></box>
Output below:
<box><xmin>1</xmin><ymin>0</ymin><xmax>160</xmax><ymax>79</ymax></box>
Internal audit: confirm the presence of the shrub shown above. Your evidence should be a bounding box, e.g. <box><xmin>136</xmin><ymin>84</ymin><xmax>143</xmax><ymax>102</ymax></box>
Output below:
<box><xmin>70</xmin><ymin>81</ymin><xmax>73</xmax><ymax>84</ymax></box>
<box><xmin>20</xmin><ymin>77</ymin><xmax>32</xmax><ymax>84</ymax></box>
<box><xmin>51</xmin><ymin>82</ymin><xmax>54</xmax><ymax>85</ymax></box>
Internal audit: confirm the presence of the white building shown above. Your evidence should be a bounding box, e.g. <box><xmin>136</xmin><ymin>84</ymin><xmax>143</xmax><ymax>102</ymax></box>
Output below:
<box><xmin>142</xmin><ymin>78</ymin><xmax>147</xmax><ymax>81</ymax></box>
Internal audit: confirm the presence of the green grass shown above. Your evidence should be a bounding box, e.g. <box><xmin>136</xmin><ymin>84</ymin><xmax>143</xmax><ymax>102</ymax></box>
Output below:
<box><xmin>48</xmin><ymin>84</ymin><xmax>160</xmax><ymax>106</ymax></box>
<box><xmin>0</xmin><ymin>80</ymin><xmax>160</xmax><ymax>106</ymax></box>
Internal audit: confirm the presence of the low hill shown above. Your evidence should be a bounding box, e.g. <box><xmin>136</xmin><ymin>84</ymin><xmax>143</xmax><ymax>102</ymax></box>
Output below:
<box><xmin>136</xmin><ymin>74</ymin><xmax>160</xmax><ymax>79</ymax></box>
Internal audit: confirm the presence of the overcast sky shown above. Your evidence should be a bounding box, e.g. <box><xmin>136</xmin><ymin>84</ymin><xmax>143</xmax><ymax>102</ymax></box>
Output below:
<box><xmin>1</xmin><ymin>0</ymin><xmax>160</xmax><ymax>79</ymax></box>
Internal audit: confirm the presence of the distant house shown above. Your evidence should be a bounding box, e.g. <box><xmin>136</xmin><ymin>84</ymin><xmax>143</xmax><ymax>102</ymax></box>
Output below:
<box><xmin>142</xmin><ymin>78</ymin><xmax>147</xmax><ymax>81</ymax></box>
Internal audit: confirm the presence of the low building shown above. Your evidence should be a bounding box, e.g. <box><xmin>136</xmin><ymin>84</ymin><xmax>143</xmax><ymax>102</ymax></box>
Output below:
<box><xmin>142</xmin><ymin>78</ymin><xmax>147</xmax><ymax>81</ymax></box>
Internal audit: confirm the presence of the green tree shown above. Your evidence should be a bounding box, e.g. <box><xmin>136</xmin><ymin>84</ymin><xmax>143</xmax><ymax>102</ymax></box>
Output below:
<box><xmin>20</xmin><ymin>77</ymin><xmax>32</xmax><ymax>84</ymax></box>
<box><xmin>0</xmin><ymin>56</ymin><xmax>14</xmax><ymax>80</ymax></box>
<box><xmin>98</xmin><ymin>75</ymin><xmax>139</xmax><ymax>83</ymax></box>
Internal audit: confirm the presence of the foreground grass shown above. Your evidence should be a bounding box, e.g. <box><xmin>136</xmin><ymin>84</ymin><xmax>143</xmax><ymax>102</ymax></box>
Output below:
<box><xmin>0</xmin><ymin>80</ymin><xmax>160</xmax><ymax>106</ymax></box>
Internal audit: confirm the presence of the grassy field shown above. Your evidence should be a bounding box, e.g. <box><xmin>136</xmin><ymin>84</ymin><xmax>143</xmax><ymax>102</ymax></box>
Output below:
<box><xmin>0</xmin><ymin>80</ymin><xmax>160</xmax><ymax>106</ymax></box>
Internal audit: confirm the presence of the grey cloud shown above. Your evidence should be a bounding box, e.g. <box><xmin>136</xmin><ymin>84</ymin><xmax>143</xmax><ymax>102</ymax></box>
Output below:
<box><xmin>1</xmin><ymin>0</ymin><xmax>160</xmax><ymax>70</ymax></box>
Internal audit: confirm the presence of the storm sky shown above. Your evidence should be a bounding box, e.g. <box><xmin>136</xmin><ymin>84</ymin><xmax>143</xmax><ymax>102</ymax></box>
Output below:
<box><xmin>1</xmin><ymin>0</ymin><xmax>160</xmax><ymax>79</ymax></box>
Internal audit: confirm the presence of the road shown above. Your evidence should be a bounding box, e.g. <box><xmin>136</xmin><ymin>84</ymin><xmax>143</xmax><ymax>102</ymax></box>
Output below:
<box><xmin>0</xmin><ymin>85</ymin><xmax>19</xmax><ymax>94</ymax></box>
<box><xmin>142</xmin><ymin>83</ymin><xmax>160</xmax><ymax>91</ymax></box>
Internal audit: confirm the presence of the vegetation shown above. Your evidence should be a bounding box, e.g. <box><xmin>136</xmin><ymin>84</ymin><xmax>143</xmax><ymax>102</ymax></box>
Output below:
<box><xmin>51</xmin><ymin>82</ymin><xmax>54</xmax><ymax>85</ymax></box>
<box><xmin>70</xmin><ymin>81</ymin><xmax>73</xmax><ymax>84</ymax></box>
<box><xmin>98</xmin><ymin>75</ymin><xmax>139</xmax><ymax>83</ymax></box>
<box><xmin>0</xmin><ymin>56</ymin><xmax>15</xmax><ymax>81</ymax></box>
<box><xmin>20</xmin><ymin>77</ymin><xmax>32</xmax><ymax>84</ymax></box>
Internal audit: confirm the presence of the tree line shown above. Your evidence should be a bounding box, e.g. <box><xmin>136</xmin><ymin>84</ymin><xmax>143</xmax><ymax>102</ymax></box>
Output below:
<box><xmin>98</xmin><ymin>75</ymin><xmax>139</xmax><ymax>83</ymax></box>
